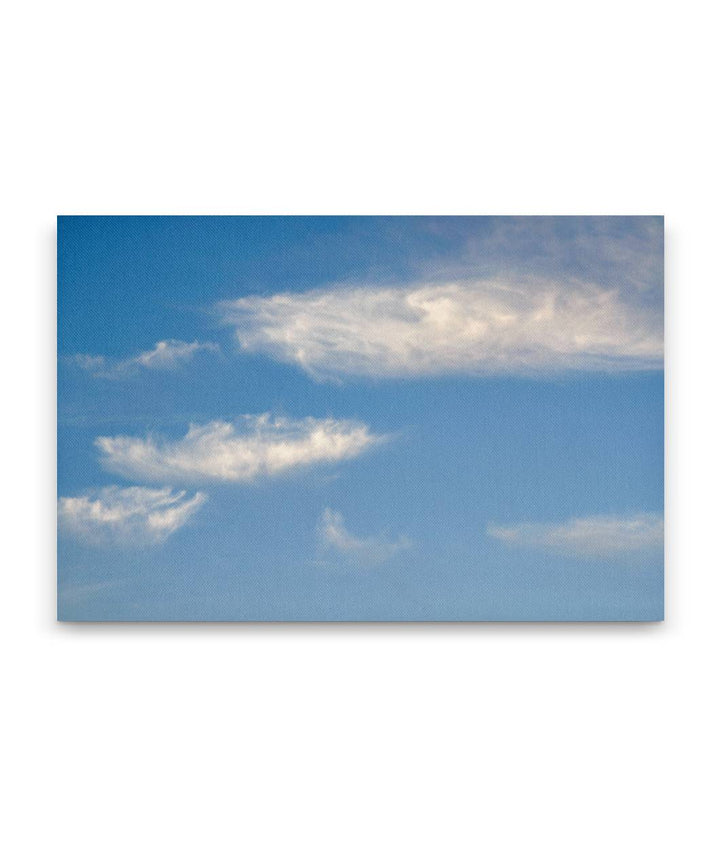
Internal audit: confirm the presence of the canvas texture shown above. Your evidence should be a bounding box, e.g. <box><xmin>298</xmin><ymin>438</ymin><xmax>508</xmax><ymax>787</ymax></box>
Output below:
<box><xmin>57</xmin><ymin>216</ymin><xmax>664</xmax><ymax>621</ymax></box>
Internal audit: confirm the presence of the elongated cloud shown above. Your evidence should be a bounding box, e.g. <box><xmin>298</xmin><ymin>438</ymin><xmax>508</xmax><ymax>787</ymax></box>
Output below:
<box><xmin>58</xmin><ymin>486</ymin><xmax>207</xmax><ymax>545</ymax></box>
<box><xmin>73</xmin><ymin>339</ymin><xmax>219</xmax><ymax>378</ymax></box>
<box><xmin>96</xmin><ymin>415</ymin><xmax>385</xmax><ymax>484</ymax></box>
<box><xmin>487</xmin><ymin>513</ymin><xmax>664</xmax><ymax>558</ymax></box>
<box><xmin>319</xmin><ymin>508</ymin><xmax>410</xmax><ymax>565</ymax></box>
<box><xmin>218</xmin><ymin>279</ymin><xmax>663</xmax><ymax>380</ymax></box>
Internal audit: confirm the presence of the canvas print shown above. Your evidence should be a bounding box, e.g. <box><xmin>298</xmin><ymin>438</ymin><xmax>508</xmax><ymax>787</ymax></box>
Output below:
<box><xmin>57</xmin><ymin>216</ymin><xmax>664</xmax><ymax>621</ymax></box>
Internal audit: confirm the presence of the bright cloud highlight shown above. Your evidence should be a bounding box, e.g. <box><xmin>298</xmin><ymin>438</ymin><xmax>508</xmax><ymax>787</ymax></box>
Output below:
<box><xmin>318</xmin><ymin>508</ymin><xmax>410</xmax><ymax>565</ymax></box>
<box><xmin>58</xmin><ymin>486</ymin><xmax>207</xmax><ymax>545</ymax></box>
<box><xmin>73</xmin><ymin>339</ymin><xmax>219</xmax><ymax>378</ymax></box>
<box><xmin>487</xmin><ymin>513</ymin><xmax>664</xmax><ymax>558</ymax></box>
<box><xmin>96</xmin><ymin>415</ymin><xmax>385</xmax><ymax>484</ymax></box>
<box><xmin>218</xmin><ymin>279</ymin><xmax>663</xmax><ymax>380</ymax></box>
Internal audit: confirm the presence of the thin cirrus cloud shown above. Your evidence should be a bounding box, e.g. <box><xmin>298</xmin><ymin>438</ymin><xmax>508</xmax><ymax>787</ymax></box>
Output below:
<box><xmin>72</xmin><ymin>339</ymin><xmax>219</xmax><ymax>378</ymax></box>
<box><xmin>318</xmin><ymin>508</ymin><xmax>411</xmax><ymax>565</ymax></box>
<box><xmin>95</xmin><ymin>414</ymin><xmax>386</xmax><ymax>484</ymax></box>
<box><xmin>57</xmin><ymin>486</ymin><xmax>207</xmax><ymax>546</ymax></box>
<box><xmin>217</xmin><ymin>278</ymin><xmax>663</xmax><ymax>381</ymax></box>
<box><xmin>487</xmin><ymin>513</ymin><xmax>664</xmax><ymax>558</ymax></box>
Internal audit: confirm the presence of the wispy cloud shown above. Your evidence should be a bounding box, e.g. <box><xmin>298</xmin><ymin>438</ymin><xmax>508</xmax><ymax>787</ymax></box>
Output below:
<box><xmin>318</xmin><ymin>508</ymin><xmax>410</xmax><ymax>565</ymax></box>
<box><xmin>72</xmin><ymin>339</ymin><xmax>219</xmax><ymax>378</ymax></box>
<box><xmin>487</xmin><ymin>513</ymin><xmax>664</xmax><ymax>558</ymax></box>
<box><xmin>416</xmin><ymin>216</ymin><xmax>663</xmax><ymax>295</ymax></box>
<box><xmin>58</xmin><ymin>486</ymin><xmax>207</xmax><ymax>545</ymax></box>
<box><xmin>58</xmin><ymin>579</ymin><xmax>126</xmax><ymax>601</ymax></box>
<box><xmin>218</xmin><ymin>278</ymin><xmax>662</xmax><ymax>380</ymax></box>
<box><xmin>96</xmin><ymin>415</ymin><xmax>386</xmax><ymax>484</ymax></box>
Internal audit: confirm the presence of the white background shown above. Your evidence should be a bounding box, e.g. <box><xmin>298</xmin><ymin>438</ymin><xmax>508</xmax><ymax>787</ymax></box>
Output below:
<box><xmin>2</xmin><ymin>1</ymin><xmax>718</xmax><ymax>853</ymax></box>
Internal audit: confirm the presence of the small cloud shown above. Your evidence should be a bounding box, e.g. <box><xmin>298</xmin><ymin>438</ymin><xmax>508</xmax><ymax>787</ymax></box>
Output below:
<box><xmin>72</xmin><ymin>354</ymin><xmax>108</xmax><ymax>373</ymax></box>
<box><xmin>318</xmin><ymin>508</ymin><xmax>410</xmax><ymax>565</ymax></box>
<box><xmin>487</xmin><ymin>512</ymin><xmax>663</xmax><ymax>558</ymax></box>
<box><xmin>96</xmin><ymin>414</ymin><xmax>387</xmax><ymax>484</ymax></box>
<box><xmin>58</xmin><ymin>579</ymin><xmax>126</xmax><ymax>602</ymax></box>
<box><xmin>134</xmin><ymin>340</ymin><xmax>219</xmax><ymax>369</ymax></box>
<box><xmin>71</xmin><ymin>339</ymin><xmax>219</xmax><ymax>378</ymax></box>
<box><xmin>58</xmin><ymin>486</ymin><xmax>207</xmax><ymax>546</ymax></box>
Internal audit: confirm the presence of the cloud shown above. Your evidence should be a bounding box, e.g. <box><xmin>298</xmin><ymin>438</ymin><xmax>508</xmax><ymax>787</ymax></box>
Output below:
<box><xmin>420</xmin><ymin>216</ymin><xmax>663</xmax><ymax>295</ymax></box>
<box><xmin>487</xmin><ymin>513</ymin><xmax>664</xmax><ymax>558</ymax></box>
<box><xmin>218</xmin><ymin>278</ymin><xmax>662</xmax><ymax>380</ymax></box>
<box><xmin>72</xmin><ymin>340</ymin><xmax>219</xmax><ymax>378</ymax></box>
<box><xmin>318</xmin><ymin>508</ymin><xmax>410</xmax><ymax>565</ymax></box>
<box><xmin>58</xmin><ymin>579</ymin><xmax>126</xmax><ymax>601</ymax></box>
<box><xmin>95</xmin><ymin>415</ymin><xmax>386</xmax><ymax>484</ymax></box>
<box><xmin>58</xmin><ymin>486</ymin><xmax>207</xmax><ymax>545</ymax></box>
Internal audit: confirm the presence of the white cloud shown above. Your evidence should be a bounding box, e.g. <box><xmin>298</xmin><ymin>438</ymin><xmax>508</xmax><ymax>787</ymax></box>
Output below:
<box><xmin>218</xmin><ymin>278</ymin><xmax>663</xmax><ymax>380</ymax></box>
<box><xmin>318</xmin><ymin>508</ymin><xmax>410</xmax><ymax>565</ymax></box>
<box><xmin>134</xmin><ymin>340</ymin><xmax>218</xmax><ymax>369</ymax></box>
<box><xmin>72</xmin><ymin>339</ymin><xmax>219</xmax><ymax>378</ymax></box>
<box><xmin>58</xmin><ymin>486</ymin><xmax>207</xmax><ymax>545</ymax></box>
<box><xmin>487</xmin><ymin>513</ymin><xmax>664</xmax><ymax>558</ymax></box>
<box><xmin>95</xmin><ymin>415</ymin><xmax>385</xmax><ymax>484</ymax></box>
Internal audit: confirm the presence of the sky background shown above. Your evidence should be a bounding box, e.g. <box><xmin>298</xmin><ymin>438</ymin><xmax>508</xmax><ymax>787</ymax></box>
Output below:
<box><xmin>57</xmin><ymin>216</ymin><xmax>664</xmax><ymax>620</ymax></box>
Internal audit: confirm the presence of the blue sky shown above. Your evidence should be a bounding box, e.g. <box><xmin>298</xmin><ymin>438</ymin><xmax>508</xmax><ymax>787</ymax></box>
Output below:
<box><xmin>57</xmin><ymin>216</ymin><xmax>663</xmax><ymax>620</ymax></box>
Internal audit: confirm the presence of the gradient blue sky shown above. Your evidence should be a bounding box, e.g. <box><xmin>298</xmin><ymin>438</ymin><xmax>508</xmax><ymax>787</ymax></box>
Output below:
<box><xmin>57</xmin><ymin>216</ymin><xmax>664</xmax><ymax>620</ymax></box>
